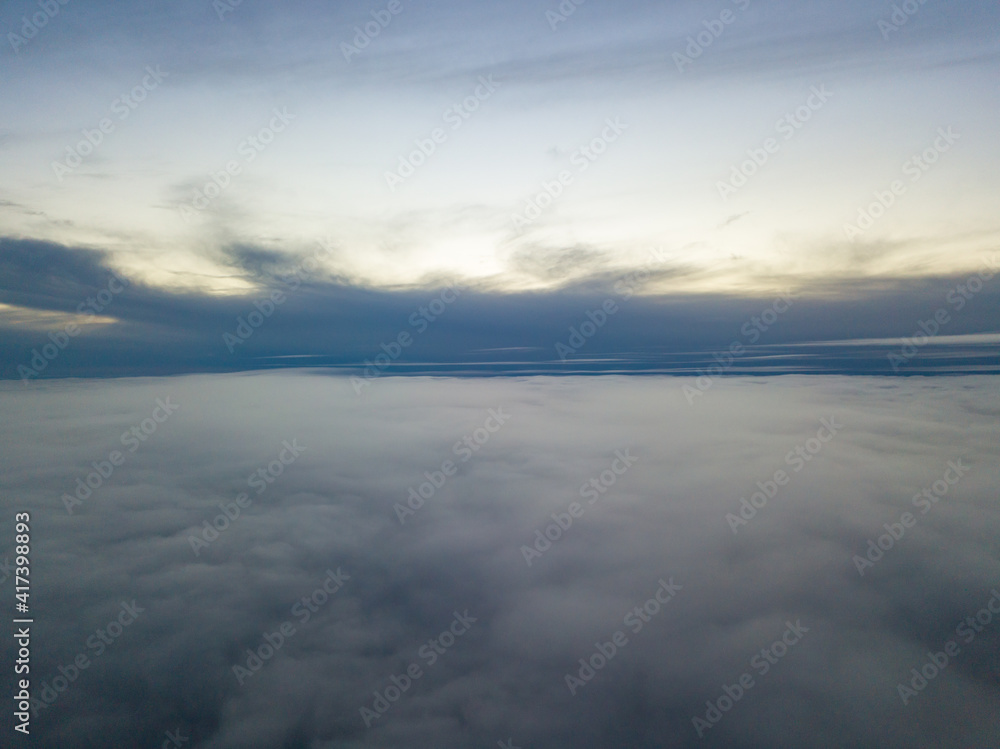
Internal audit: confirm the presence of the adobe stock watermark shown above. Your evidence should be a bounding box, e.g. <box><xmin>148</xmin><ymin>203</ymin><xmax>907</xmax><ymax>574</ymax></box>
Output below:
<box><xmin>546</xmin><ymin>0</ymin><xmax>588</xmax><ymax>30</ymax></box>
<box><xmin>852</xmin><ymin>459</ymin><xmax>970</xmax><ymax>576</ymax></box>
<box><xmin>232</xmin><ymin>568</ymin><xmax>350</xmax><ymax>685</ymax></box>
<box><xmin>726</xmin><ymin>417</ymin><xmax>843</xmax><ymax>534</ymax></box>
<box><xmin>351</xmin><ymin>286</ymin><xmax>460</xmax><ymax>394</ymax></box>
<box><xmin>394</xmin><ymin>408</ymin><xmax>511</xmax><ymax>523</ymax></box>
<box><xmin>888</xmin><ymin>256</ymin><xmax>999</xmax><ymax>371</ymax></box>
<box><xmin>692</xmin><ymin>619</ymin><xmax>809</xmax><ymax>738</ymax></box>
<box><xmin>896</xmin><ymin>588</ymin><xmax>1000</xmax><ymax>705</ymax></box>
<box><xmin>673</xmin><ymin>0</ymin><xmax>751</xmax><ymax>73</ymax></box>
<box><xmin>8</xmin><ymin>0</ymin><xmax>70</xmax><ymax>53</ymax></box>
<box><xmin>223</xmin><ymin>237</ymin><xmax>337</xmax><ymax>353</ymax></box>
<box><xmin>19</xmin><ymin>271</ymin><xmax>129</xmax><ymax>384</ymax></box>
<box><xmin>843</xmin><ymin>127</ymin><xmax>959</xmax><ymax>241</ymax></box>
<box><xmin>213</xmin><ymin>0</ymin><xmax>243</xmax><ymax>21</ymax></box>
<box><xmin>565</xmin><ymin>577</ymin><xmax>681</xmax><ymax>695</ymax></box>
<box><xmin>360</xmin><ymin>610</ymin><xmax>477</xmax><ymax>728</ymax></box>
<box><xmin>62</xmin><ymin>397</ymin><xmax>180</xmax><ymax>514</ymax></box>
<box><xmin>51</xmin><ymin>66</ymin><xmax>168</xmax><ymax>181</ymax></box>
<box><xmin>28</xmin><ymin>601</ymin><xmax>144</xmax><ymax>717</ymax></box>
<box><xmin>188</xmin><ymin>439</ymin><xmax>306</xmax><ymax>555</ymax></box>
<box><xmin>340</xmin><ymin>0</ymin><xmax>404</xmax><ymax>62</ymax></box>
<box><xmin>682</xmin><ymin>291</ymin><xmax>798</xmax><ymax>404</ymax></box>
<box><xmin>521</xmin><ymin>449</ymin><xmax>638</xmax><ymax>566</ymax></box>
<box><xmin>178</xmin><ymin>107</ymin><xmax>295</xmax><ymax>221</ymax></box>
<box><xmin>385</xmin><ymin>75</ymin><xmax>500</xmax><ymax>191</ymax></box>
<box><xmin>155</xmin><ymin>728</ymin><xmax>189</xmax><ymax>748</ymax></box>
<box><xmin>555</xmin><ymin>300</ymin><xmax>619</xmax><ymax>362</ymax></box>
<box><xmin>878</xmin><ymin>0</ymin><xmax>931</xmax><ymax>40</ymax></box>
<box><xmin>510</xmin><ymin>117</ymin><xmax>628</xmax><ymax>232</ymax></box>
<box><xmin>717</xmin><ymin>85</ymin><xmax>832</xmax><ymax>200</ymax></box>
<box><xmin>556</xmin><ymin>247</ymin><xmax>671</xmax><ymax>361</ymax></box>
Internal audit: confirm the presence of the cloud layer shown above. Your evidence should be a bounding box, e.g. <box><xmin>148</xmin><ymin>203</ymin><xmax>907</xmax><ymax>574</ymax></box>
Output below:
<box><xmin>1</xmin><ymin>373</ymin><xmax>998</xmax><ymax>747</ymax></box>
<box><xmin>1</xmin><ymin>238</ymin><xmax>998</xmax><ymax>380</ymax></box>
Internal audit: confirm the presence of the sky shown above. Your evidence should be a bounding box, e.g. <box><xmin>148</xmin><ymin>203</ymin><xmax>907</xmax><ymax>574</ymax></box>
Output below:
<box><xmin>1</xmin><ymin>373</ymin><xmax>998</xmax><ymax>747</ymax></box>
<box><xmin>2</xmin><ymin>6</ymin><xmax>999</xmax><ymax>746</ymax></box>
<box><xmin>1</xmin><ymin>0</ymin><xmax>999</xmax><ymax>380</ymax></box>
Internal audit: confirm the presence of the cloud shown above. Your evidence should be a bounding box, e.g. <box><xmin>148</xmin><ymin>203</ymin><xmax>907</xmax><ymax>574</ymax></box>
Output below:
<box><xmin>1</xmin><ymin>373</ymin><xmax>998</xmax><ymax>747</ymax></box>
<box><xmin>0</xmin><ymin>238</ymin><xmax>998</xmax><ymax>380</ymax></box>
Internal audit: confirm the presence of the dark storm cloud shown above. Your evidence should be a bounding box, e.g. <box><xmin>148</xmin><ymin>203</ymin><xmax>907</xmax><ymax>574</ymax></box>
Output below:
<box><xmin>0</xmin><ymin>238</ymin><xmax>118</xmax><ymax>310</ymax></box>
<box><xmin>0</xmin><ymin>374</ymin><xmax>997</xmax><ymax>747</ymax></box>
<box><xmin>0</xmin><ymin>238</ymin><xmax>998</xmax><ymax>380</ymax></box>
